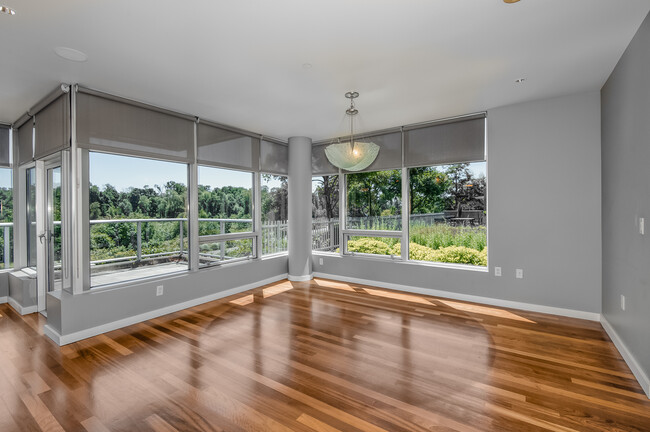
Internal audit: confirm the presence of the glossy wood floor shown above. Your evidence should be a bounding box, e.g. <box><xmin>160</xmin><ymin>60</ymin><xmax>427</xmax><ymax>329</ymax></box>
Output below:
<box><xmin>1</xmin><ymin>278</ymin><xmax>649</xmax><ymax>432</ymax></box>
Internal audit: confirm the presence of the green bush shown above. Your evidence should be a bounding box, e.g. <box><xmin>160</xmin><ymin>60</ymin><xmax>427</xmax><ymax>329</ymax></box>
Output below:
<box><xmin>347</xmin><ymin>238</ymin><xmax>392</xmax><ymax>255</ymax></box>
<box><xmin>389</xmin><ymin>242</ymin><xmax>487</xmax><ymax>266</ymax></box>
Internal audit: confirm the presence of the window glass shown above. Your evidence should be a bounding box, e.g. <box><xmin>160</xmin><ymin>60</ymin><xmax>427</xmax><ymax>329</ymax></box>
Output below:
<box><xmin>26</xmin><ymin>167</ymin><xmax>36</xmax><ymax>268</ymax></box>
<box><xmin>261</xmin><ymin>174</ymin><xmax>288</xmax><ymax>255</ymax></box>
<box><xmin>312</xmin><ymin>175</ymin><xmax>339</xmax><ymax>251</ymax></box>
<box><xmin>198</xmin><ymin>166</ymin><xmax>253</xmax><ymax>266</ymax></box>
<box><xmin>89</xmin><ymin>153</ymin><xmax>188</xmax><ymax>287</ymax></box>
<box><xmin>409</xmin><ymin>162</ymin><xmax>487</xmax><ymax>266</ymax></box>
<box><xmin>347</xmin><ymin>169</ymin><xmax>401</xmax><ymax>230</ymax></box>
<box><xmin>0</xmin><ymin>168</ymin><xmax>13</xmax><ymax>269</ymax></box>
<box><xmin>346</xmin><ymin>236</ymin><xmax>401</xmax><ymax>257</ymax></box>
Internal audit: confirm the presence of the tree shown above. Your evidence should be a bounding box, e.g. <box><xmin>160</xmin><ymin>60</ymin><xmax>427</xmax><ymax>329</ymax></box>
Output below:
<box><xmin>312</xmin><ymin>175</ymin><xmax>339</xmax><ymax>220</ymax></box>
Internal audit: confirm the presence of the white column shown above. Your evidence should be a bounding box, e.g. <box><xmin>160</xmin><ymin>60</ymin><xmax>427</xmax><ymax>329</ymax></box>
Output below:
<box><xmin>288</xmin><ymin>136</ymin><xmax>313</xmax><ymax>281</ymax></box>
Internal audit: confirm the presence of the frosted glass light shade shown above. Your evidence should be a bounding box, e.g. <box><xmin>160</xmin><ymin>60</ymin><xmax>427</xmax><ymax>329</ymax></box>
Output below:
<box><xmin>324</xmin><ymin>141</ymin><xmax>380</xmax><ymax>171</ymax></box>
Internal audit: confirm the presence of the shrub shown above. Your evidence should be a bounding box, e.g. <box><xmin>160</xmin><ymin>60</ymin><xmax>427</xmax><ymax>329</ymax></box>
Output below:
<box><xmin>347</xmin><ymin>238</ymin><xmax>392</xmax><ymax>255</ymax></box>
<box><xmin>390</xmin><ymin>242</ymin><xmax>487</xmax><ymax>266</ymax></box>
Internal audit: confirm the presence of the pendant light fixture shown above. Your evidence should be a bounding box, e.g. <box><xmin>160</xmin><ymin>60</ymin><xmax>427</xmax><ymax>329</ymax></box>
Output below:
<box><xmin>324</xmin><ymin>91</ymin><xmax>380</xmax><ymax>171</ymax></box>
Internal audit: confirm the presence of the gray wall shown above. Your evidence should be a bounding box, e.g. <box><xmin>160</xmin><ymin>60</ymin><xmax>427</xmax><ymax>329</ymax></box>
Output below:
<box><xmin>601</xmin><ymin>12</ymin><xmax>650</xmax><ymax>387</ymax></box>
<box><xmin>47</xmin><ymin>255</ymin><xmax>288</xmax><ymax>337</ymax></box>
<box><xmin>0</xmin><ymin>271</ymin><xmax>8</xmax><ymax>298</ymax></box>
<box><xmin>314</xmin><ymin>91</ymin><xmax>602</xmax><ymax>313</ymax></box>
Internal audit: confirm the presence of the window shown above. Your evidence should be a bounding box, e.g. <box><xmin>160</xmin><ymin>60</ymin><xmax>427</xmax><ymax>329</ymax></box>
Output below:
<box><xmin>344</xmin><ymin>169</ymin><xmax>402</xmax><ymax>257</ymax></box>
<box><xmin>198</xmin><ymin>166</ymin><xmax>254</xmax><ymax>266</ymax></box>
<box><xmin>261</xmin><ymin>174</ymin><xmax>287</xmax><ymax>255</ymax></box>
<box><xmin>26</xmin><ymin>167</ymin><xmax>36</xmax><ymax>268</ymax></box>
<box><xmin>89</xmin><ymin>153</ymin><xmax>189</xmax><ymax>287</ymax></box>
<box><xmin>312</xmin><ymin>175</ymin><xmax>339</xmax><ymax>252</ymax></box>
<box><xmin>409</xmin><ymin>162</ymin><xmax>487</xmax><ymax>266</ymax></box>
<box><xmin>0</xmin><ymin>167</ymin><xmax>13</xmax><ymax>269</ymax></box>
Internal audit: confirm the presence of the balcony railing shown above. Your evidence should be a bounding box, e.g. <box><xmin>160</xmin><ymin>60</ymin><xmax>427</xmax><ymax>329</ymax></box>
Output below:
<box><xmin>0</xmin><ymin>222</ymin><xmax>12</xmax><ymax>269</ymax></box>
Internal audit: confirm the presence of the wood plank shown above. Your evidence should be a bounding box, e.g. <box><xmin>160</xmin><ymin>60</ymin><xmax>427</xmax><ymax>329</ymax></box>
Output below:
<box><xmin>0</xmin><ymin>279</ymin><xmax>649</xmax><ymax>432</ymax></box>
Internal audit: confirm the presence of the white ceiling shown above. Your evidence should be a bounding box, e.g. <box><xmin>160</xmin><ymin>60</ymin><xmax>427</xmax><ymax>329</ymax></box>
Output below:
<box><xmin>1</xmin><ymin>0</ymin><xmax>649</xmax><ymax>141</ymax></box>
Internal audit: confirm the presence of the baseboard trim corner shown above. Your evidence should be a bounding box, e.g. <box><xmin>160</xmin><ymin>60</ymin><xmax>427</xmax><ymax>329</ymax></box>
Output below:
<box><xmin>48</xmin><ymin>273</ymin><xmax>288</xmax><ymax>346</ymax></box>
<box><xmin>0</xmin><ymin>296</ymin><xmax>7</xmax><ymax>304</ymax></box>
<box><xmin>8</xmin><ymin>297</ymin><xmax>38</xmax><ymax>315</ymax></box>
<box><xmin>312</xmin><ymin>272</ymin><xmax>601</xmax><ymax>321</ymax></box>
<box><xmin>600</xmin><ymin>316</ymin><xmax>650</xmax><ymax>398</ymax></box>
<box><xmin>288</xmin><ymin>274</ymin><xmax>313</xmax><ymax>282</ymax></box>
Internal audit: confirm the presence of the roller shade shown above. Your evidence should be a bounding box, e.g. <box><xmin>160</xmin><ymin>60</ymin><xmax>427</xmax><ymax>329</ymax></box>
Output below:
<box><xmin>34</xmin><ymin>94</ymin><xmax>70</xmax><ymax>160</ymax></box>
<box><xmin>16</xmin><ymin>119</ymin><xmax>34</xmax><ymax>166</ymax></box>
<box><xmin>260</xmin><ymin>139</ymin><xmax>288</xmax><ymax>175</ymax></box>
<box><xmin>404</xmin><ymin>116</ymin><xmax>485</xmax><ymax>167</ymax></box>
<box><xmin>76</xmin><ymin>91</ymin><xmax>195</xmax><ymax>163</ymax></box>
<box><xmin>197</xmin><ymin>122</ymin><xmax>260</xmax><ymax>171</ymax></box>
<box><xmin>312</xmin><ymin>143</ymin><xmax>338</xmax><ymax>176</ymax></box>
<box><xmin>0</xmin><ymin>125</ymin><xmax>9</xmax><ymax>167</ymax></box>
<box><xmin>344</xmin><ymin>131</ymin><xmax>402</xmax><ymax>173</ymax></box>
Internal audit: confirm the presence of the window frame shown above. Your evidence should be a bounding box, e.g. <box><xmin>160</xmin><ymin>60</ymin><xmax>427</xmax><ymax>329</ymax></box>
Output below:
<box><xmin>197</xmin><ymin>165</ymin><xmax>259</xmax><ymax>268</ymax></box>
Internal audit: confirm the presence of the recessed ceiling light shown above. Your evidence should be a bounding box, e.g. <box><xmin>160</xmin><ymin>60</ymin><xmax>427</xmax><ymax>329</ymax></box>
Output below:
<box><xmin>0</xmin><ymin>5</ymin><xmax>16</xmax><ymax>15</ymax></box>
<box><xmin>54</xmin><ymin>46</ymin><xmax>88</xmax><ymax>62</ymax></box>
<box><xmin>515</xmin><ymin>78</ymin><xmax>526</xmax><ymax>83</ymax></box>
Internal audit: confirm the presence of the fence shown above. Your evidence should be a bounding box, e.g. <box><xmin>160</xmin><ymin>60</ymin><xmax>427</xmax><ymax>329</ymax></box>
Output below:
<box><xmin>0</xmin><ymin>222</ymin><xmax>12</xmax><ymax>269</ymax></box>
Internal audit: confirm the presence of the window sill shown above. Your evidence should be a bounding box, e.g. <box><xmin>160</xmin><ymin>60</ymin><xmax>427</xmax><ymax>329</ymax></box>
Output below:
<box><xmin>316</xmin><ymin>252</ymin><xmax>489</xmax><ymax>273</ymax></box>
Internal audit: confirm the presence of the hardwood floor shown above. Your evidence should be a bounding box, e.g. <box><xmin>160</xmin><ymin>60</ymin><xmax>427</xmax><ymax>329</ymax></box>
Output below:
<box><xmin>1</xmin><ymin>277</ymin><xmax>649</xmax><ymax>431</ymax></box>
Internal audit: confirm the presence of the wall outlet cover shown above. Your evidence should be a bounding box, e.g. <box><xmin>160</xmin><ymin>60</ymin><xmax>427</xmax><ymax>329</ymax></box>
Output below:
<box><xmin>156</xmin><ymin>285</ymin><xmax>164</xmax><ymax>296</ymax></box>
<box><xmin>516</xmin><ymin>269</ymin><xmax>523</xmax><ymax>279</ymax></box>
<box><xmin>319</xmin><ymin>258</ymin><xmax>323</xmax><ymax>265</ymax></box>
<box><xmin>494</xmin><ymin>267</ymin><xmax>502</xmax><ymax>276</ymax></box>
<box><xmin>621</xmin><ymin>295</ymin><xmax>626</xmax><ymax>311</ymax></box>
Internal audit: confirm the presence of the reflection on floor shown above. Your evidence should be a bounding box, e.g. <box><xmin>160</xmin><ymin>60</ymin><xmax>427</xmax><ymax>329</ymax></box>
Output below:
<box><xmin>90</xmin><ymin>261</ymin><xmax>188</xmax><ymax>286</ymax></box>
<box><xmin>1</xmin><ymin>277</ymin><xmax>649</xmax><ymax>431</ymax></box>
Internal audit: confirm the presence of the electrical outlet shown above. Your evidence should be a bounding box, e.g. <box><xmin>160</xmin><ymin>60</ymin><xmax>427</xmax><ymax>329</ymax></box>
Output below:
<box><xmin>494</xmin><ymin>267</ymin><xmax>501</xmax><ymax>277</ymax></box>
<box><xmin>640</xmin><ymin>217</ymin><xmax>645</xmax><ymax>235</ymax></box>
<box><xmin>156</xmin><ymin>285</ymin><xmax>164</xmax><ymax>296</ymax></box>
<box><xmin>319</xmin><ymin>258</ymin><xmax>323</xmax><ymax>265</ymax></box>
<box><xmin>516</xmin><ymin>269</ymin><xmax>523</xmax><ymax>279</ymax></box>
<box><xmin>621</xmin><ymin>295</ymin><xmax>626</xmax><ymax>311</ymax></box>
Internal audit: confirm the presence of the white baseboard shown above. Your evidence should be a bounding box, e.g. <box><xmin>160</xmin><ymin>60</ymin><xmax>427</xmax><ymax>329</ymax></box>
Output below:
<box><xmin>7</xmin><ymin>297</ymin><xmax>38</xmax><ymax>315</ymax></box>
<box><xmin>45</xmin><ymin>273</ymin><xmax>288</xmax><ymax>346</ymax></box>
<box><xmin>0</xmin><ymin>296</ymin><xmax>7</xmax><ymax>304</ymax></box>
<box><xmin>312</xmin><ymin>272</ymin><xmax>601</xmax><ymax>321</ymax></box>
<box><xmin>288</xmin><ymin>274</ymin><xmax>313</xmax><ymax>282</ymax></box>
<box><xmin>600</xmin><ymin>317</ymin><xmax>650</xmax><ymax>398</ymax></box>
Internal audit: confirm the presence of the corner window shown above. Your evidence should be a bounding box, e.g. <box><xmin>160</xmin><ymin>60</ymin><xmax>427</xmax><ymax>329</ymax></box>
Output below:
<box><xmin>312</xmin><ymin>175</ymin><xmax>339</xmax><ymax>252</ymax></box>
<box><xmin>261</xmin><ymin>174</ymin><xmax>288</xmax><ymax>255</ymax></box>
<box><xmin>0</xmin><ymin>167</ymin><xmax>13</xmax><ymax>269</ymax></box>
<box><xmin>89</xmin><ymin>153</ymin><xmax>189</xmax><ymax>287</ymax></box>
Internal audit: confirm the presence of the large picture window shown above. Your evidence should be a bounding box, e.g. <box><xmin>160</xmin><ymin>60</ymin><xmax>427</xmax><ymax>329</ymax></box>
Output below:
<box><xmin>89</xmin><ymin>153</ymin><xmax>189</xmax><ymax>287</ymax></box>
<box><xmin>261</xmin><ymin>174</ymin><xmax>288</xmax><ymax>255</ymax></box>
<box><xmin>409</xmin><ymin>162</ymin><xmax>487</xmax><ymax>266</ymax></box>
<box><xmin>198</xmin><ymin>166</ymin><xmax>255</xmax><ymax>266</ymax></box>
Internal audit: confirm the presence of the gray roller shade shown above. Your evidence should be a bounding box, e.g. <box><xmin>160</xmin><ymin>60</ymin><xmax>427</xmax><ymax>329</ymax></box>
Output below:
<box><xmin>312</xmin><ymin>143</ymin><xmax>338</xmax><ymax>176</ymax></box>
<box><xmin>404</xmin><ymin>116</ymin><xmax>485</xmax><ymax>167</ymax></box>
<box><xmin>76</xmin><ymin>92</ymin><xmax>194</xmax><ymax>163</ymax></box>
<box><xmin>34</xmin><ymin>94</ymin><xmax>70</xmax><ymax>160</ymax></box>
<box><xmin>16</xmin><ymin>120</ymin><xmax>34</xmax><ymax>166</ymax></box>
<box><xmin>260</xmin><ymin>139</ymin><xmax>288</xmax><ymax>175</ymax></box>
<box><xmin>0</xmin><ymin>125</ymin><xmax>9</xmax><ymax>167</ymax></box>
<box><xmin>345</xmin><ymin>131</ymin><xmax>402</xmax><ymax>173</ymax></box>
<box><xmin>197</xmin><ymin>122</ymin><xmax>260</xmax><ymax>171</ymax></box>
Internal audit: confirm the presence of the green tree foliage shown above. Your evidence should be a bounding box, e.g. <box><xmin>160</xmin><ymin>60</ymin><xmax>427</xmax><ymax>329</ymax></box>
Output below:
<box><xmin>261</xmin><ymin>175</ymin><xmax>288</xmax><ymax>222</ymax></box>
<box><xmin>347</xmin><ymin>169</ymin><xmax>401</xmax><ymax>218</ymax></box>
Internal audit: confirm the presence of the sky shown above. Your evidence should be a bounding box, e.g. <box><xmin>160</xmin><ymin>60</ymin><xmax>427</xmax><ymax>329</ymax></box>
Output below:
<box><xmin>89</xmin><ymin>153</ymin><xmax>282</xmax><ymax>191</ymax></box>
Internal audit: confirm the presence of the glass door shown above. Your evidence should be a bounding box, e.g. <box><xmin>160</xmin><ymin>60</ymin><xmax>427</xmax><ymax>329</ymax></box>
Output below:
<box><xmin>46</xmin><ymin>166</ymin><xmax>62</xmax><ymax>292</ymax></box>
